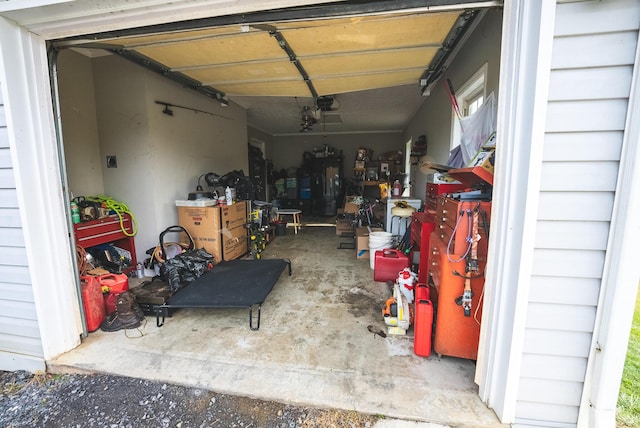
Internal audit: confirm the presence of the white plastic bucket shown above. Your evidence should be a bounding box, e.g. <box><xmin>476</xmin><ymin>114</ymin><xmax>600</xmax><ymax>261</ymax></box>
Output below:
<box><xmin>369</xmin><ymin>231</ymin><xmax>393</xmax><ymax>269</ymax></box>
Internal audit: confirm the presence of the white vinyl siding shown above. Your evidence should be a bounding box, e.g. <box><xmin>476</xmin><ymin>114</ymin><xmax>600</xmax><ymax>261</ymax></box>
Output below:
<box><xmin>514</xmin><ymin>0</ymin><xmax>640</xmax><ymax>425</ymax></box>
<box><xmin>0</xmin><ymin>81</ymin><xmax>44</xmax><ymax>370</ymax></box>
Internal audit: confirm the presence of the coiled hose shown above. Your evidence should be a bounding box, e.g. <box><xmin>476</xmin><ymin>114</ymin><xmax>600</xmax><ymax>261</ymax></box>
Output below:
<box><xmin>87</xmin><ymin>195</ymin><xmax>138</xmax><ymax>237</ymax></box>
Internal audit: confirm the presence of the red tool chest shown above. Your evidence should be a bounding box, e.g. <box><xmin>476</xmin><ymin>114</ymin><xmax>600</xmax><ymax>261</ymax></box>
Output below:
<box><xmin>427</xmin><ymin>195</ymin><xmax>491</xmax><ymax>360</ymax></box>
<box><xmin>73</xmin><ymin>213</ymin><xmax>137</xmax><ymax>274</ymax></box>
<box><xmin>429</xmin><ymin>234</ymin><xmax>486</xmax><ymax>360</ymax></box>
<box><xmin>434</xmin><ymin>197</ymin><xmax>491</xmax><ymax>256</ymax></box>
<box><xmin>425</xmin><ymin>182</ymin><xmax>467</xmax><ymax>213</ymax></box>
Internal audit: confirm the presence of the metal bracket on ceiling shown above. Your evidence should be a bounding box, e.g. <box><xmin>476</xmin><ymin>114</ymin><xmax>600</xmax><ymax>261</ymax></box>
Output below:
<box><xmin>51</xmin><ymin>40</ymin><xmax>228</xmax><ymax>104</ymax></box>
<box><xmin>109</xmin><ymin>47</ymin><xmax>227</xmax><ymax>102</ymax></box>
<box><xmin>251</xmin><ymin>24</ymin><xmax>319</xmax><ymax>100</ymax></box>
<box><xmin>419</xmin><ymin>9</ymin><xmax>486</xmax><ymax>96</ymax></box>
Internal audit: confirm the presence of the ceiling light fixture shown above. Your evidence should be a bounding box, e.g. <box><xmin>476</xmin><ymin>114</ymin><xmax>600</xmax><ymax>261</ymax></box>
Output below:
<box><xmin>296</xmin><ymin>97</ymin><xmax>318</xmax><ymax>132</ymax></box>
<box><xmin>300</xmin><ymin>106</ymin><xmax>317</xmax><ymax>132</ymax></box>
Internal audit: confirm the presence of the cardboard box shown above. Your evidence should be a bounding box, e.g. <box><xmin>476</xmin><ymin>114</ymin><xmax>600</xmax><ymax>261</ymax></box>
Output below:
<box><xmin>468</xmin><ymin>149</ymin><xmax>495</xmax><ymax>175</ymax></box>
<box><xmin>356</xmin><ymin>226</ymin><xmax>383</xmax><ymax>259</ymax></box>
<box><xmin>220</xmin><ymin>201</ymin><xmax>248</xmax><ymax>230</ymax></box>
<box><xmin>177</xmin><ymin>205</ymin><xmax>221</xmax><ymax>262</ymax></box>
<box><xmin>336</xmin><ymin>219</ymin><xmax>354</xmax><ymax>236</ymax></box>
<box><xmin>344</xmin><ymin>196</ymin><xmax>360</xmax><ymax>214</ymax></box>
<box><xmin>221</xmin><ymin>224</ymin><xmax>248</xmax><ymax>261</ymax></box>
<box><xmin>177</xmin><ymin>201</ymin><xmax>247</xmax><ymax>263</ymax></box>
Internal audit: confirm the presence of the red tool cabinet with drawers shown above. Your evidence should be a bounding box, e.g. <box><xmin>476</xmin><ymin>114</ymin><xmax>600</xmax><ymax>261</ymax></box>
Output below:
<box><xmin>427</xmin><ymin>196</ymin><xmax>491</xmax><ymax>360</ymax></box>
<box><xmin>73</xmin><ymin>213</ymin><xmax>137</xmax><ymax>274</ymax></box>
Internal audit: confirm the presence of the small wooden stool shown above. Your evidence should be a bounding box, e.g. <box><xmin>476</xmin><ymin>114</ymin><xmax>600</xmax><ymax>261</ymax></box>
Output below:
<box><xmin>276</xmin><ymin>209</ymin><xmax>302</xmax><ymax>234</ymax></box>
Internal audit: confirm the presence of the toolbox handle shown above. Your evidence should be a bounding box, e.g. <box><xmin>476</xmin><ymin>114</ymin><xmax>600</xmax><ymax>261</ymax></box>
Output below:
<box><xmin>382</xmin><ymin>249</ymin><xmax>402</xmax><ymax>258</ymax></box>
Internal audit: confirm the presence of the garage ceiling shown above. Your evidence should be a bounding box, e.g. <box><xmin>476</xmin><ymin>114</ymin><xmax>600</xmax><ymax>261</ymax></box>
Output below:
<box><xmin>52</xmin><ymin>1</ymin><xmax>494</xmax><ymax>135</ymax></box>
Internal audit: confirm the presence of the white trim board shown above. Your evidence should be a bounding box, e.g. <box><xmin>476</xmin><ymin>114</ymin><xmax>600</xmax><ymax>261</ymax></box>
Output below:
<box><xmin>578</xmin><ymin>11</ymin><xmax>640</xmax><ymax>426</ymax></box>
<box><xmin>476</xmin><ymin>0</ymin><xmax>557</xmax><ymax>423</ymax></box>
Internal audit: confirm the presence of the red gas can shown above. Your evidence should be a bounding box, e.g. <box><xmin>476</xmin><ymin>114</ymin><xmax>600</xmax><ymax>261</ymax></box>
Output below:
<box><xmin>374</xmin><ymin>249</ymin><xmax>409</xmax><ymax>282</ymax></box>
<box><xmin>98</xmin><ymin>274</ymin><xmax>129</xmax><ymax>315</ymax></box>
<box><xmin>97</xmin><ymin>273</ymin><xmax>129</xmax><ymax>294</ymax></box>
<box><xmin>414</xmin><ymin>299</ymin><xmax>433</xmax><ymax>357</ymax></box>
<box><xmin>80</xmin><ymin>276</ymin><xmax>106</xmax><ymax>332</ymax></box>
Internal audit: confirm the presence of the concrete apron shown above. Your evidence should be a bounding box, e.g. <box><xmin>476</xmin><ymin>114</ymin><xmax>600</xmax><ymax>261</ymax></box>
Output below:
<box><xmin>49</xmin><ymin>226</ymin><xmax>504</xmax><ymax>428</ymax></box>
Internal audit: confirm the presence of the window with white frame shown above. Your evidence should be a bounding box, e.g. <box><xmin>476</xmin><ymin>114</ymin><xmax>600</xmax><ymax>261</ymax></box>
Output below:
<box><xmin>450</xmin><ymin>63</ymin><xmax>488</xmax><ymax>150</ymax></box>
<box><xmin>404</xmin><ymin>138</ymin><xmax>412</xmax><ymax>194</ymax></box>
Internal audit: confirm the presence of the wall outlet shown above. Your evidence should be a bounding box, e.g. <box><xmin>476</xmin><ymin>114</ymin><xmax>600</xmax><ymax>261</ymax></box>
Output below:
<box><xmin>106</xmin><ymin>155</ymin><xmax>117</xmax><ymax>168</ymax></box>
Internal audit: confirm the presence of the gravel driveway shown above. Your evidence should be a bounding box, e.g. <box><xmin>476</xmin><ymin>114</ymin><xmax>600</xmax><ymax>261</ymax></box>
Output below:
<box><xmin>0</xmin><ymin>370</ymin><xmax>379</xmax><ymax>428</ymax></box>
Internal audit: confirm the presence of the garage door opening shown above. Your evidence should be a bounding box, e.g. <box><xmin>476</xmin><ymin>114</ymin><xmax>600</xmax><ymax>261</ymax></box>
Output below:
<box><xmin>49</xmin><ymin>2</ymin><xmax>504</xmax><ymax>426</ymax></box>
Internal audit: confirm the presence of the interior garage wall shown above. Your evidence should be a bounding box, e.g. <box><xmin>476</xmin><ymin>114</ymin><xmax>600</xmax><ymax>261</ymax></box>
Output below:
<box><xmin>58</xmin><ymin>51</ymin><xmax>248</xmax><ymax>262</ymax></box>
<box><xmin>404</xmin><ymin>8</ymin><xmax>503</xmax><ymax>197</ymax></box>
<box><xmin>57</xmin><ymin>50</ymin><xmax>104</xmax><ymax>197</ymax></box>
<box><xmin>271</xmin><ymin>132</ymin><xmax>403</xmax><ymax>177</ymax></box>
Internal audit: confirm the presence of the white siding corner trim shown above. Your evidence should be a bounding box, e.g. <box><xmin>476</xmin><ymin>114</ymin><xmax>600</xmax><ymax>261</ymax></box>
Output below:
<box><xmin>0</xmin><ymin>16</ymin><xmax>81</xmax><ymax>364</ymax></box>
<box><xmin>0</xmin><ymin>60</ymin><xmax>46</xmax><ymax>373</ymax></box>
<box><xmin>480</xmin><ymin>0</ymin><xmax>640</xmax><ymax>425</ymax></box>
<box><xmin>476</xmin><ymin>0</ymin><xmax>557</xmax><ymax>423</ymax></box>
<box><xmin>579</xmin><ymin>3</ymin><xmax>640</xmax><ymax>425</ymax></box>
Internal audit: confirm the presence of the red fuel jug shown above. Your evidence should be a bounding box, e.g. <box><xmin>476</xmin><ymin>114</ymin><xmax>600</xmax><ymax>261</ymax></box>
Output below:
<box><xmin>81</xmin><ymin>276</ymin><xmax>106</xmax><ymax>332</ymax></box>
<box><xmin>414</xmin><ymin>299</ymin><xmax>433</xmax><ymax>357</ymax></box>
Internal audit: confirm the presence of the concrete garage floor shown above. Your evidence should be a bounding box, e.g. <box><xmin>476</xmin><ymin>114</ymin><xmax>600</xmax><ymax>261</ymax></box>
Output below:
<box><xmin>50</xmin><ymin>224</ymin><xmax>504</xmax><ymax>428</ymax></box>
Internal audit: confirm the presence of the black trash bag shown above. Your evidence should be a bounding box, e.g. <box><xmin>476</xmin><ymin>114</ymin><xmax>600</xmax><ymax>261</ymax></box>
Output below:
<box><xmin>160</xmin><ymin>248</ymin><xmax>214</xmax><ymax>292</ymax></box>
<box><xmin>235</xmin><ymin>176</ymin><xmax>256</xmax><ymax>200</ymax></box>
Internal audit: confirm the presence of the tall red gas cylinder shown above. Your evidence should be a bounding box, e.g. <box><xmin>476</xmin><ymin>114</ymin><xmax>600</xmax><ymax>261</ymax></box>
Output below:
<box><xmin>415</xmin><ymin>283</ymin><xmax>430</xmax><ymax>302</ymax></box>
<box><xmin>98</xmin><ymin>273</ymin><xmax>129</xmax><ymax>315</ymax></box>
<box><xmin>414</xmin><ymin>299</ymin><xmax>433</xmax><ymax>357</ymax></box>
<box><xmin>80</xmin><ymin>276</ymin><xmax>106</xmax><ymax>332</ymax></box>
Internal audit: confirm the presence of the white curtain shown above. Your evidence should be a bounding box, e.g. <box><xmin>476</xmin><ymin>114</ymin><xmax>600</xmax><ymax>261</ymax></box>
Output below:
<box><xmin>459</xmin><ymin>92</ymin><xmax>497</xmax><ymax>165</ymax></box>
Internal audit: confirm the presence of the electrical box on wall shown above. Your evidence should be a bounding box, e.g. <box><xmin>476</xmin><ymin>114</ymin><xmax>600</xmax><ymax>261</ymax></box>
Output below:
<box><xmin>106</xmin><ymin>156</ymin><xmax>117</xmax><ymax>168</ymax></box>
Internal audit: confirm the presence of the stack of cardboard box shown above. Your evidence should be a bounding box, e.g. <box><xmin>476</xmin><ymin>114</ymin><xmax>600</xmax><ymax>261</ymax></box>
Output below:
<box><xmin>176</xmin><ymin>200</ymin><xmax>248</xmax><ymax>263</ymax></box>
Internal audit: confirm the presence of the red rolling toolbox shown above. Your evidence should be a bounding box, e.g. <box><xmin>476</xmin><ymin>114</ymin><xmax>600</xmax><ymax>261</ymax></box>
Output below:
<box><xmin>373</xmin><ymin>249</ymin><xmax>409</xmax><ymax>282</ymax></box>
